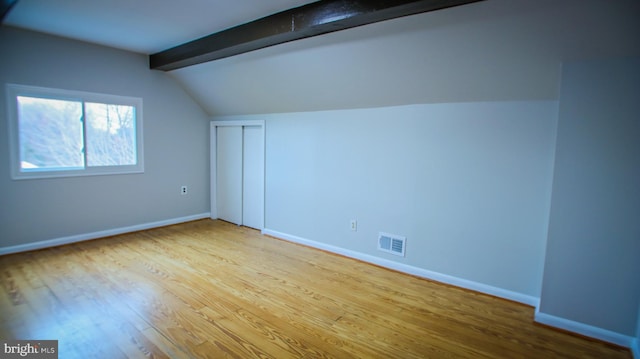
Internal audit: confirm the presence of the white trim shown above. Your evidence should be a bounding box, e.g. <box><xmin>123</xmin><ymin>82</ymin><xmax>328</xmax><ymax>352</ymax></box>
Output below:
<box><xmin>0</xmin><ymin>213</ymin><xmax>211</xmax><ymax>255</ymax></box>
<box><xmin>6</xmin><ymin>83</ymin><xmax>144</xmax><ymax>180</ymax></box>
<box><xmin>5</xmin><ymin>221</ymin><xmax>635</xmax><ymax>352</ymax></box>
<box><xmin>262</xmin><ymin>228</ymin><xmax>539</xmax><ymax>307</ymax></box>
<box><xmin>534</xmin><ymin>309</ymin><xmax>635</xmax><ymax>348</ymax></box>
<box><xmin>212</xmin><ymin>120</ymin><xmax>265</xmax><ymax>127</ymax></box>
<box><xmin>264</xmin><ymin>228</ymin><xmax>640</xmax><ymax>349</ymax></box>
<box><xmin>210</xmin><ymin>122</ymin><xmax>218</xmax><ymax>220</ymax></box>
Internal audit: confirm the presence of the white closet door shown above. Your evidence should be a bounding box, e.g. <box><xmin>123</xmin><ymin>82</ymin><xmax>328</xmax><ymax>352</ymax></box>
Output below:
<box><xmin>242</xmin><ymin>126</ymin><xmax>264</xmax><ymax>230</ymax></box>
<box><xmin>216</xmin><ymin>126</ymin><xmax>243</xmax><ymax>225</ymax></box>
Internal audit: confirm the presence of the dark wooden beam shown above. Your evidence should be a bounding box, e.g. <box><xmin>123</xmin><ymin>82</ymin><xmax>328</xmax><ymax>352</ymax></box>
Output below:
<box><xmin>150</xmin><ymin>0</ymin><xmax>484</xmax><ymax>71</ymax></box>
<box><xmin>0</xmin><ymin>0</ymin><xmax>18</xmax><ymax>23</ymax></box>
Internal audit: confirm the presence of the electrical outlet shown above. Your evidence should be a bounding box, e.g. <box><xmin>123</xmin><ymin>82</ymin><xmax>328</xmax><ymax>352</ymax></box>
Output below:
<box><xmin>181</xmin><ymin>186</ymin><xmax>188</xmax><ymax>195</ymax></box>
<box><xmin>350</xmin><ymin>219</ymin><xmax>357</xmax><ymax>231</ymax></box>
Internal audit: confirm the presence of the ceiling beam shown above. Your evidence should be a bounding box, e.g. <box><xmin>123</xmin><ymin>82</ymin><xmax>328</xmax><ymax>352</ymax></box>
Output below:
<box><xmin>0</xmin><ymin>0</ymin><xmax>18</xmax><ymax>23</ymax></box>
<box><xmin>150</xmin><ymin>0</ymin><xmax>484</xmax><ymax>71</ymax></box>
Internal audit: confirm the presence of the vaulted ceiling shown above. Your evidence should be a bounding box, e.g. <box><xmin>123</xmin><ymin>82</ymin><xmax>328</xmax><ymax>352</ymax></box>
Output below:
<box><xmin>4</xmin><ymin>0</ymin><xmax>640</xmax><ymax>116</ymax></box>
<box><xmin>4</xmin><ymin>0</ymin><xmax>319</xmax><ymax>54</ymax></box>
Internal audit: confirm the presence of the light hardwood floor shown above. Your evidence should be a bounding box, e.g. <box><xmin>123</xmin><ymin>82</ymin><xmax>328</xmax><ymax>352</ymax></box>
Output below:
<box><xmin>0</xmin><ymin>219</ymin><xmax>631</xmax><ymax>358</ymax></box>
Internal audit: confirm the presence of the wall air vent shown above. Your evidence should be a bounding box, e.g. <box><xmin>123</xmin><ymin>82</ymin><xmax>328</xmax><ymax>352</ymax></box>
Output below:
<box><xmin>378</xmin><ymin>232</ymin><xmax>406</xmax><ymax>257</ymax></box>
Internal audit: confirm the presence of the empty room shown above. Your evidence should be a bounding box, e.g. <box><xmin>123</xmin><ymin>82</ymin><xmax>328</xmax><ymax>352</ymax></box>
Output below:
<box><xmin>1</xmin><ymin>0</ymin><xmax>639</xmax><ymax>358</ymax></box>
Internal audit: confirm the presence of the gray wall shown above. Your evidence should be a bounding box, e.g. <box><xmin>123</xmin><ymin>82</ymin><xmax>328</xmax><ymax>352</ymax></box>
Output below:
<box><xmin>539</xmin><ymin>57</ymin><xmax>640</xmax><ymax>336</ymax></box>
<box><xmin>214</xmin><ymin>56</ymin><xmax>640</xmax><ymax>340</ymax></box>
<box><xmin>0</xmin><ymin>27</ymin><xmax>210</xmax><ymax>248</ymax></box>
<box><xmin>3</xmin><ymin>0</ymin><xmax>639</xmax><ymax>345</ymax></box>
<box><xmin>216</xmin><ymin>100</ymin><xmax>558</xmax><ymax>297</ymax></box>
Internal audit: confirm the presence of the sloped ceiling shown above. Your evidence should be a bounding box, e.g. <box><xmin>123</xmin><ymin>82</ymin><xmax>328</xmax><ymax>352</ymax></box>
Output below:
<box><xmin>170</xmin><ymin>0</ymin><xmax>640</xmax><ymax>116</ymax></box>
<box><xmin>5</xmin><ymin>0</ymin><xmax>640</xmax><ymax>116</ymax></box>
<box><xmin>4</xmin><ymin>0</ymin><xmax>318</xmax><ymax>54</ymax></box>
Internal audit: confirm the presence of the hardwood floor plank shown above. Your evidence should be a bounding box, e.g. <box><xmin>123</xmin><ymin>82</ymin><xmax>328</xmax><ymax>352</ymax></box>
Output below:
<box><xmin>0</xmin><ymin>219</ymin><xmax>631</xmax><ymax>358</ymax></box>
<box><xmin>141</xmin><ymin>326</ymin><xmax>191</xmax><ymax>359</ymax></box>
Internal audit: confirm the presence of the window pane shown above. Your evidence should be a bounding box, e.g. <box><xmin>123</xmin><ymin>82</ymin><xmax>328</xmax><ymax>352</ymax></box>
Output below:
<box><xmin>85</xmin><ymin>102</ymin><xmax>136</xmax><ymax>166</ymax></box>
<box><xmin>17</xmin><ymin>96</ymin><xmax>84</xmax><ymax>171</ymax></box>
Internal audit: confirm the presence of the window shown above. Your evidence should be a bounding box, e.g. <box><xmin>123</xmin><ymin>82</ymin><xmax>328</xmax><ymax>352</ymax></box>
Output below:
<box><xmin>7</xmin><ymin>84</ymin><xmax>143</xmax><ymax>179</ymax></box>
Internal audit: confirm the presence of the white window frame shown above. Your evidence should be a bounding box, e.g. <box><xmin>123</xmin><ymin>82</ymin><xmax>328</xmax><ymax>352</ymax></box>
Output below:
<box><xmin>6</xmin><ymin>84</ymin><xmax>144</xmax><ymax>180</ymax></box>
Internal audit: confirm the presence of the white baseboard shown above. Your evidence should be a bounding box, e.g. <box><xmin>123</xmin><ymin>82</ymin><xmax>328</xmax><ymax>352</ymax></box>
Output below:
<box><xmin>0</xmin><ymin>213</ymin><xmax>211</xmax><ymax>255</ymax></box>
<box><xmin>264</xmin><ymin>228</ymin><xmax>640</xmax><ymax>350</ymax></box>
<box><xmin>262</xmin><ymin>228</ymin><xmax>539</xmax><ymax>307</ymax></box>
<box><xmin>6</xmin><ymin>222</ymin><xmax>634</xmax><ymax>353</ymax></box>
<box><xmin>534</xmin><ymin>309</ymin><xmax>635</xmax><ymax>348</ymax></box>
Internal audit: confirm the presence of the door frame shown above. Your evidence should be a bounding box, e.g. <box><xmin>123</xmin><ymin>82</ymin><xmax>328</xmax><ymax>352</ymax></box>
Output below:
<box><xmin>210</xmin><ymin>120</ymin><xmax>265</xmax><ymax>229</ymax></box>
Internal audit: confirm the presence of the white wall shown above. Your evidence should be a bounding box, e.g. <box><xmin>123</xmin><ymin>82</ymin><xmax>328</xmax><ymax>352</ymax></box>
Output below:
<box><xmin>216</xmin><ymin>100</ymin><xmax>558</xmax><ymax>298</ymax></box>
<box><xmin>0</xmin><ymin>27</ymin><xmax>210</xmax><ymax>250</ymax></box>
<box><xmin>539</xmin><ymin>57</ymin><xmax>640</xmax><ymax>338</ymax></box>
